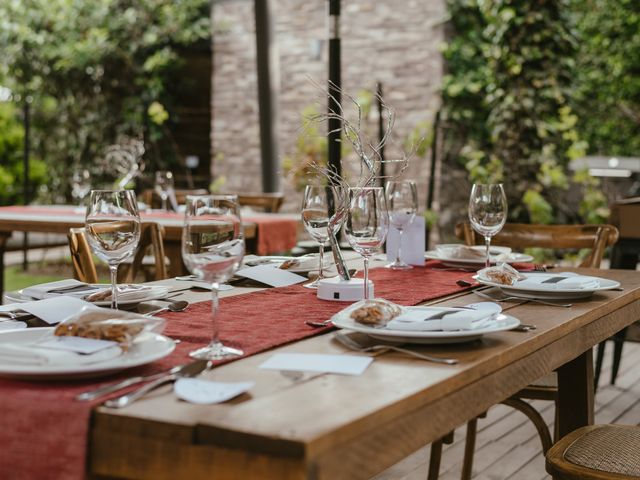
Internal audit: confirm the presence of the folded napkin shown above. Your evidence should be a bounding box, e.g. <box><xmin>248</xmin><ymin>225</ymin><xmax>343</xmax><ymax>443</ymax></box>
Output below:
<box><xmin>515</xmin><ymin>274</ymin><xmax>600</xmax><ymax>290</ymax></box>
<box><xmin>23</xmin><ymin>279</ymin><xmax>152</xmax><ymax>303</ymax></box>
<box><xmin>386</xmin><ymin>309</ymin><xmax>495</xmax><ymax>331</ymax></box>
<box><xmin>22</xmin><ymin>279</ymin><xmax>100</xmax><ymax>300</ymax></box>
<box><xmin>0</xmin><ymin>343</ymin><xmax>122</xmax><ymax>366</ymax></box>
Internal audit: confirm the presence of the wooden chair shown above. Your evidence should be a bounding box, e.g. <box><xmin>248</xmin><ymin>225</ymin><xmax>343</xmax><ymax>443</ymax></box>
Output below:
<box><xmin>141</xmin><ymin>188</ymin><xmax>208</xmax><ymax>210</ymax></box>
<box><xmin>427</xmin><ymin>222</ymin><xmax>619</xmax><ymax>480</ymax></box>
<box><xmin>235</xmin><ymin>192</ymin><xmax>284</xmax><ymax>213</ymax></box>
<box><xmin>546</xmin><ymin>424</ymin><xmax>640</xmax><ymax>479</ymax></box>
<box><xmin>68</xmin><ymin>222</ymin><xmax>168</xmax><ymax>283</ymax></box>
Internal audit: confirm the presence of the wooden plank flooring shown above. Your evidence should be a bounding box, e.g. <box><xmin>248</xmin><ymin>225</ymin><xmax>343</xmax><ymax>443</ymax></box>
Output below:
<box><xmin>374</xmin><ymin>341</ymin><xmax>640</xmax><ymax>480</ymax></box>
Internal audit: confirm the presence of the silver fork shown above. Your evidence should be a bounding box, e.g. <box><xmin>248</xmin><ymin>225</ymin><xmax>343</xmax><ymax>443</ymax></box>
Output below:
<box><xmin>335</xmin><ymin>332</ymin><xmax>458</xmax><ymax>365</ymax></box>
<box><xmin>473</xmin><ymin>290</ymin><xmax>572</xmax><ymax>308</ymax></box>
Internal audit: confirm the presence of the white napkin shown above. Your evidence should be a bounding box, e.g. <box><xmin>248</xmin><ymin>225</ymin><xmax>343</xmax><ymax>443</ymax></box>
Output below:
<box><xmin>386</xmin><ymin>309</ymin><xmax>495</xmax><ymax>331</ymax></box>
<box><xmin>22</xmin><ymin>279</ymin><xmax>100</xmax><ymax>300</ymax></box>
<box><xmin>515</xmin><ymin>274</ymin><xmax>600</xmax><ymax>290</ymax></box>
<box><xmin>0</xmin><ymin>343</ymin><xmax>122</xmax><ymax>366</ymax></box>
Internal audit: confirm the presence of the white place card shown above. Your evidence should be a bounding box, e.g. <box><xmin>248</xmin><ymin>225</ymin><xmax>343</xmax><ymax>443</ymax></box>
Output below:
<box><xmin>235</xmin><ymin>265</ymin><xmax>307</xmax><ymax>288</ymax></box>
<box><xmin>0</xmin><ymin>296</ymin><xmax>97</xmax><ymax>325</ymax></box>
<box><xmin>259</xmin><ymin>352</ymin><xmax>373</xmax><ymax>376</ymax></box>
<box><xmin>386</xmin><ymin>215</ymin><xmax>426</xmax><ymax>266</ymax></box>
<box><xmin>174</xmin><ymin>378</ymin><xmax>254</xmax><ymax>404</ymax></box>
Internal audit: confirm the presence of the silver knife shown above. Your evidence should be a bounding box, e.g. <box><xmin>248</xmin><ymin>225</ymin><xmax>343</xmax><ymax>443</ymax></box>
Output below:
<box><xmin>103</xmin><ymin>360</ymin><xmax>211</xmax><ymax>408</ymax></box>
<box><xmin>75</xmin><ymin>360</ymin><xmax>204</xmax><ymax>402</ymax></box>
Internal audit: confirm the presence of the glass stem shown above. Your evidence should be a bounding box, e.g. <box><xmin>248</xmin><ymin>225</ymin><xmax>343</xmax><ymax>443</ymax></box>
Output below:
<box><xmin>318</xmin><ymin>244</ymin><xmax>325</xmax><ymax>280</ymax></box>
<box><xmin>209</xmin><ymin>282</ymin><xmax>220</xmax><ymax>348</ymax></box>
<box><xmin>484</xmin><ymin>236</ymin><xmax>491</xmax><ymax>269</ymax></box>
<box><xmin>161</xmin><ymin>196</ymin><xmax>167</xmax><ymax>211</ymax></box>
<box><xmin>363</xmin><ymin>256</ymin><xmax>370</xmax><ymax>300</ymax></box>
<box><xmin>109</xmin><ymin>264</ymin><xmax>118</xmax><ymax>309</ymax></box>
<box><xmin>396</xmin><ymin>228</ymin><xmax>404</xmax><ymax>264</ymax></box>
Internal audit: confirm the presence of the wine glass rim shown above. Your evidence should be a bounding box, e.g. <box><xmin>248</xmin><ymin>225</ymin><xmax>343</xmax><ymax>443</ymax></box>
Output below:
<box><xmin>89</xmin><ymin>189</ymin><xmax>136</xmax><ymax>194</ymax></box>
<box><xmin>472</xmin><ymin>183</ymin><xmax>504</xmax><ymax>187</ymax></box>
<box><xmin>348</xmin><ymin>186</ymin><xmax>384</xmax><ymax>191</ymax></box>
<box><xmin>184</xmin><ymin>194</ymin><xmax>238</xmax><ymax>201</ymax></box>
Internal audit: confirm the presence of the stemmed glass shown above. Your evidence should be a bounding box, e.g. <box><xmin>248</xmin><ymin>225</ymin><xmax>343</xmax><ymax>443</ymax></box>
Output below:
<box><xmin>301</xmin><ymin>185</ymin><xmax>341</xmax><ymax>288</ymax></box>
<box><xmin>344</xmin><ymin>187</ymin><xmax>389</xmax><ymax>300</ymax></box>
<box><xmin>182</xmin><ymin>195</ymin><xmax>245</xmax><ymax>360</ymax></box>
<box><xmin>468</xmin><ymin>184</ymin><xmax>508</xmax><ymax>268</ymax></box>
<box><xmin>385</xmin><ymin>180</ymin><xmax>418</xmax><ymax>270</ymax></box>
<box><xmin>154</xmin><ymin>171</ymin><xmax>174</xmax><ymax>211</ymax></box>
<box><xmin>85</xmin><ymin>190</ymin><xmax>141</xmax><ymax>309</ymax></box>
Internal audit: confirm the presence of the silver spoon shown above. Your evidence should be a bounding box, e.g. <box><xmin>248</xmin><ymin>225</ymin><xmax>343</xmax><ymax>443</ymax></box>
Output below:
<box><xmin>335</xmin><ymin>332</ymin><xmax>458</xmax><ymax>365</ymax></box>
<box><xmin>145</xmin><ymin>300</ymin><xmax>189</xmax><ymax>316</ymax></box>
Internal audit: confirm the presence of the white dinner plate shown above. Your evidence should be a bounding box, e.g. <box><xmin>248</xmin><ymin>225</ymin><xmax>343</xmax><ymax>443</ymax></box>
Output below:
<box><xmin>331</xmin><ymin>305</ymin><xmax>520</xmax><ymax>344</ymax></box>
<box><xmin>425</xmin><ymin>245</ymin><xmax>533</xmax><ymax>269</ymax></box>
<box><xmin>474</xmin><ymin>272</ymin><xmax>621</xmax><ymax>299</ymax></box>
<box><xmin>0</xmin><ymin>328</ymin><xmax>175</xmax><ymax>380</ymax></box>
<box><xmin>6</xmin><ymin>285</ymin><xmax>170</xmax><ymax>307</ymax></box>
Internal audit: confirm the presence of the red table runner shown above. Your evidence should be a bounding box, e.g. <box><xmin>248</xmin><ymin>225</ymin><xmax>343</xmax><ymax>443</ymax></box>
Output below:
<box><xmin>0</xmin><ymin>264</ymin><xmax>476</xmax><ymax>479</ymax></box>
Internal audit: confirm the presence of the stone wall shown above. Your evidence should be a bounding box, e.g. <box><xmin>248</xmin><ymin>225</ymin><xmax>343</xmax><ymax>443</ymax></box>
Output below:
<box><xmin>210</xmin><ymin>0</ymin><xmax>448</xmax><ymax>216</ymax></box>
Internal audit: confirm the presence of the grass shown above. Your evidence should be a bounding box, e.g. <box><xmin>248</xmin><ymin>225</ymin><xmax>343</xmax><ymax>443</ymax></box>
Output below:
<box><xmin>4</xmin><ymin>264</ymin><xmax>71</xmax><ymax>292</ymax></box>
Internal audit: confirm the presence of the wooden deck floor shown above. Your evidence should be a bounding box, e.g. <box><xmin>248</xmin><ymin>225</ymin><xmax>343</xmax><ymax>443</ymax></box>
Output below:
<box><xmin>374</xmin><ymin>340</ymin><xmax>640</xmax><ymax>480</ymax></box>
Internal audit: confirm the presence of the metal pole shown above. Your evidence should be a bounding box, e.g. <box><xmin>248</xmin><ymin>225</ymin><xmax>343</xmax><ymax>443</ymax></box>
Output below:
<box><xmin>22</xmin><ymin>101</ymin><xmax>30</xmax><ymax>271</ymax></box>
<box><xmin>254</xmin><ymin>0</ymin><xmax>280</xmax><ymax>193</ymax></box>
<box><xmin>376</xmin><ymin>82</ymin><xmax>385</xmax><ymax>184</ymax></box>
<box><xmin>425</xmin><ymin>109</ymin><xmax>441</xmax><ymax>251</ymax></box>
<box><xmin>327</xmin><ymin>0</ymin><xmax>341</xmax><ymax>180</ymax></box>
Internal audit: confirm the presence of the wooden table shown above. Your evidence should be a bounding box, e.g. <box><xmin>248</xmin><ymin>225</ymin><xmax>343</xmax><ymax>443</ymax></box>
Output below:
<box><xmin>0</xmin><ymin>206</ymin><xmax>299</xmax><ymax>296</ymax></box>
<box><xmin>88</xmin><ymin>268</ymin><xmax>640</xmax><ymax>480</ymax></box>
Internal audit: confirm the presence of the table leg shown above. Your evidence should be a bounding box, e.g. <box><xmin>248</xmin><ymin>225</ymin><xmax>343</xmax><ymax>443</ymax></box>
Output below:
<box><xmin>557</xmin><ymin>349</ymin><xmax>594</xmax><ymax>437</ymax></box>
<box><xmin>0</xmin><ymin>233</ymin><xmax>10</xmax><ymax>303</ymax></box>
<box><xmin>164</xmin><ymin>240</ymin><xmax>188</xmax><ymax>277</ymax></box>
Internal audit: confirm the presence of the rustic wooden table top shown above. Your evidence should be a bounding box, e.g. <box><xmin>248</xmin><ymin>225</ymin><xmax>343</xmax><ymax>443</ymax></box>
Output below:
<box><xmin>88</xmin><ymin>268</ymin><xmax>640</xmax><ymax>480</ymax></box>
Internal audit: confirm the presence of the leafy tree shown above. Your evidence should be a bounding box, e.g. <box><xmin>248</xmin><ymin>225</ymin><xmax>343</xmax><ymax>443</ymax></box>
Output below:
<box><xmin>0</xmin><ymin>0</ymin><xmax>210</xmax><ymax>202</ymax></box>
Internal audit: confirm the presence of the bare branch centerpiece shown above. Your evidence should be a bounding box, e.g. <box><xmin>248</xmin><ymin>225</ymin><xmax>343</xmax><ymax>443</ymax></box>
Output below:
<box><xmin>306</xmin><ymin>83</ymin><xmax>410</xmax><ymax>301</ymax></box>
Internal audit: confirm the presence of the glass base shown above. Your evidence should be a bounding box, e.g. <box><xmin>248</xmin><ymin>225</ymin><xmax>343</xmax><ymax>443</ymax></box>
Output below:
<box><xmin>386</xmin><ymin>260</ymin><xmax>413</xmax><ymax>270</ymax></box>
<box><xmin>189</xmin><ymin>342</ymin><xmax>243</xmax><ymax>360</ymax></box>
<box><xmin>303</xmin><ymin>277</ymin><xmax>321</xmax><ymax>289</ymax></box>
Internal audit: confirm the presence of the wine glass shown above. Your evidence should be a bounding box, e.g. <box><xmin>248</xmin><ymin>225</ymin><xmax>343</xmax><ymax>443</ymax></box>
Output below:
<box><xmin>344</xmin><ymin>187</ymin><xmax>389</xmax><ymax>300</ymax></box>
<box><xmin>85</xmin><ymin>190</ymin><xmax>141</xmax><ymax>309</ymax></box>
<box><xmin>468</xmin><ymin>184</ymin><xmax>508</xmax><ymax>268</ymax></box>
<box><xmin>182</xmin><ymin>195</ymin><xmax>245</xmax><ymax>360</ymax></box>
<box><xmin>154</xmin><ymin>171</ymin><xmax>174</xmax><ymax>211</ymax></box>
<box><xmin>301</xmin><ymin>185</ymin><xmax>341</xmax><ymax>288</ymax></box>
<box><xmin>71</xmin><ymin>169</ymin><xmax>92</xmax><ymax>205</ymax></box>
<box><xmin>385</xmin><ymin>180</ymin><xmax>418</xmax><ymax>270</ymax></box>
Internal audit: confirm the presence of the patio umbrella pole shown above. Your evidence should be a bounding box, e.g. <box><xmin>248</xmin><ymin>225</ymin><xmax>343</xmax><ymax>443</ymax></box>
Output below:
<box><xmin>327</xmin><ymin>0</ymin><xmax>341</xmax><ymax>180</ymax></box>
<box><xmin>377</xmin><ymin>81</ymin><xmax>385</xmax><ymax>185</ymax></box>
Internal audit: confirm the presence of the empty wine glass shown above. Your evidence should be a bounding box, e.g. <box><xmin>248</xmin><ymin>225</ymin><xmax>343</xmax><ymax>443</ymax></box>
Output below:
<box><xmin>301</xmin><ymin>185</ymin><xmax>341</xmax><ymax>288</ymax></box>
<box><xmin>71</xmin><ymin>169</ymin><xmax>92</xmax><ymax>205</ymax></box>
<box><xmin>385</xmin><ymin>180</ymin><xmax>418</xmax><ymax>270</ymax></box>
<box><xmin>154</xmin><ymin>171</ymin><xmax>174</xmax><ymax>211</ymax></box>
<box><xmin>85</xmin><ymin>190</ymin><xmax>141</xmax><ymax>309</ymax></box>
<box><xmin>182</xmin><ymin>195</ymin><xmax>245</xmax><ymax>360</ymax></box>
<box><xmin>468</xmin><ymin>184</ymin><xmax>508</xmax><ymax>268</ymax></box>
<box><xmin>344</xmin><ymin>186</ymin><xmax>389</xmax><ymax>300</ymax></box>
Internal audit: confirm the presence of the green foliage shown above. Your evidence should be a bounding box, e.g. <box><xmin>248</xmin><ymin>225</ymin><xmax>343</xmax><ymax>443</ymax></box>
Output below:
<box><xmin>442</xmin><ymin>0</ymin><xmax>609</xmax><ymax>225</ymax></box>
<box><xmin>0</xmin><ymin>102</ymin><xmax>47</xmax><ymax>204</ymax></box>
<box><xmin>0</xmin><ymin>0</ymin><xmax>210</xmax><ymax>202</ymax></box>
<box><xmin>572</xmin><ymin>0</ymin><xmax>640</xmax><ymax>156</ymax></box>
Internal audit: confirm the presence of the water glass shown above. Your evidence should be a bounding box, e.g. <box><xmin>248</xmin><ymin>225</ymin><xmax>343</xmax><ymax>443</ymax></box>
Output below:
<box><xmin>344</xmin><ymin>187</ymin><xmax>389</xmax><ymax>300</ymax></box>
<box><xmin>182</xmin><ymin>195</ymin><xmax>245</xmax><ymax>360</ymax></box>
<box><xmin>385</xmin><ymin>180</ymin><xmax>418</xmax><ymax>270</ymax></box>
<box><xmin>468</xmin><ymin>184</ymin><xmax>507</xmax><ymax>268</ymax></box>
<box><xmin>85</xmin><ymin>190</ymin><xmax>141</xmax><ymax>309</ymax></box>
<box><xmin>301</xmin><ymin>185</ymin><xmax>341</xmax><ymax>288</ymax></box>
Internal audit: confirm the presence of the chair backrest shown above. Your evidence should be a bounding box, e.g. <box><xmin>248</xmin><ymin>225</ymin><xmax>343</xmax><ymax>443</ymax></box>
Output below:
<box><xmin>141</xmin><ymin>188</ymin><xmax>209</xmax><ymax>210</ymax></box>
<box><xmin>68</xmin><ymin>222</ymin><xmax>169</xmax><ymax>283</ymax></box>
<box><xmin>236</xmin><ymin>192</ymin><xmax>284</xmax><ymax>213</ymax></box>
<box><xmin>454</xmin><ymin>222</ymin><xmax>619</xmax><ymax>268</ymax></box>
